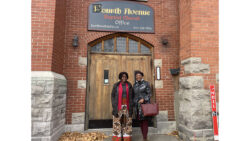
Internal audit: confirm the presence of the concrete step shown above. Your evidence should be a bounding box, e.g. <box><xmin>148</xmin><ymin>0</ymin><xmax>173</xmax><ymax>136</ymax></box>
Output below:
<box><xmin>85</xmin><ymin>127</ymin><xmax>158</xmax><ymax>136</ymax></box>
<box><xmin>65</xmin><ymin>121</ymin><xmax>177</xmax><ymax>135</ymax></box>
<box><xmin>103</xmin><ymin>134</ymin><xmax>180</xmax><ymax>141</ymax></box>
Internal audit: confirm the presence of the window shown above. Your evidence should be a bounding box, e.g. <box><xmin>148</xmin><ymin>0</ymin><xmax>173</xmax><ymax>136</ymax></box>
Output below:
<box><xmin>129</xmin><ymin>39</ymin><xmax>138</xmax><ymax>53</ymax></box>
<box><xmin>104</xmin><ymin>70</ymin><xmax>109</xmax><ymax>84</ymax></box>
<box><xmin>104</xmin><ymin>38</ymin><xmax>114</xmax><ymax>52</ymax></box>
<box><xmin>90</xmin><ymin>33</ymin><xmax>152</xmax><ymax>54</ymax></box>
<box><xmin>91</xmin><ymin>42</ymin><xmax>102</xmax><ymax>52</ymax></box>
<box><xmin>116</xmin><ymin>37</ymin><xmax>127</xmax><ymax>52</ymax></box>
<box><xmin>141</xmin><ymin>44</ymin><xmax>151</xmax><ymax>54</ymax></box>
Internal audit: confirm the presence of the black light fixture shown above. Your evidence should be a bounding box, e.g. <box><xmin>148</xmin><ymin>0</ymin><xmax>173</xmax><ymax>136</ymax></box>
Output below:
<box><xmin>72</xmin><ymin>34</ymin><xmax>79</xmax><ymax>47</ymax></box>
<box><xmin>161</xmin><ymin>36</ymin><xmax>168</xmax><ymax>46</ymax></box>
<box><xmin>170</xmin><ymin>68</ymin><xmax>180</xmax><ymax>76</ymax></box>
<box><xmin>162</xmin><ymin>38</ymin><xmax>168</xmax><ymax>46</ymax></box>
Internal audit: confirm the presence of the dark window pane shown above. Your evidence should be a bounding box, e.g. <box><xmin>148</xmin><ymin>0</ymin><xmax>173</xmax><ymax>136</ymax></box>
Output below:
<box><xmin>104</xmin><ymin>39</ymin><xmax>114</xmax><ymax>52</ymax></box>
<box><xmin>104</xmin><ymin>70</ymin><xmax>109</xmax><ymax>84</ymax></box>
<box><xmin>116</xmin><ymin>37</ymin><xmax>126</xmax><ymax>52</ymax></box>
<box><xmin>129</xmin><ymin>39</ymin><xmax>138</xmax><ymax>53</ymax></box>
<box><xmin>141</xmin><ymin>44</ymin><xmax>151</xmax><ymax>54</ymax></box>
<box><xmin>91</xmin><ymin>42</ymin><xmax>102</xmax><ymax>52</ymax></box>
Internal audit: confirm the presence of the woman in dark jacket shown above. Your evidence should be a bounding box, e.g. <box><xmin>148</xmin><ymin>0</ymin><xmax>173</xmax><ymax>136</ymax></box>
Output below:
<box><xmin>133</xmin><ymin>71</ymin><xmax>152</xmax><ymax>140</ymax></box>
<box><xmin>111</xmin><ymin>72</ymin><xmax>133</xmax><ymax>141</ymax></box>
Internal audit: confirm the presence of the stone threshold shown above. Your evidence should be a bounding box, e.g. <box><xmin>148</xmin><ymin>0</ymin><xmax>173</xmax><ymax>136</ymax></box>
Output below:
<box><xmin>65</xmin><ymin>121</ymin><xmax>176</xmax><ymax>135</ymax></box>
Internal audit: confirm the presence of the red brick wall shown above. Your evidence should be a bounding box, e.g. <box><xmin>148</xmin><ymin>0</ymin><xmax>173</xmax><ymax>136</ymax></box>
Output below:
<box><xmin>179</xmin><ymin>0</ymin><xmax>219</xmax><ymax>99</ymax></box>
<box><xmin>51</xmin><ymin>0</ymin><xmax>67</xmax><ymax>74</ymax></box>
<box><xmin>64</xmin><ymin>0</ymin><xmax>180</xmax><ymax>123</ymax></box>
<box><xmin>32</xmin><ymin>0</ymin><xmax>56</xmax><ymax>71</ymax></box>
<box><xmin>32</xmin><ymin>0</ymin><xmax>66</xmax><ymax>74</ymax></box>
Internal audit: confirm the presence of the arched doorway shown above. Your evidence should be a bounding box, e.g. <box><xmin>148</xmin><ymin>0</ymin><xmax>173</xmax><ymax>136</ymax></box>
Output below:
<box><xmin>86</xmin><ymin>33</ymin><xmax>154</xmax><ymax>129</ymax></box>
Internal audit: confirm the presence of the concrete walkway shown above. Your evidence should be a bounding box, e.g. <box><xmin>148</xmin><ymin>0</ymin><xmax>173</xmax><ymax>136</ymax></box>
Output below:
<box><xmin>104</xmin><ymin>134</ymin><xmax>180</xmax><ymax>141</ymax></box>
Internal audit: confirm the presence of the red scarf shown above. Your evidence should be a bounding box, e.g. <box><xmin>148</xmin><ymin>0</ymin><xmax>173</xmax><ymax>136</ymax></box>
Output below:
<box><xmin>118</xmin><ymin>82</ymin><xmax>129</xmax><ymax>111</ymax></box>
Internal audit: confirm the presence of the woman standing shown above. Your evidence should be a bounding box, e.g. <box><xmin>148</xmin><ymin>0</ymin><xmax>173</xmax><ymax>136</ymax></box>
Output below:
<box><xmin>133</xmin><ymin>71</ymin><xmax>152</xmax><ymax>141</ymax></box>
<box><xmin>111</xmin><ymin>72</ymin><xmax>134</xmax><ymax>141</ymax></box>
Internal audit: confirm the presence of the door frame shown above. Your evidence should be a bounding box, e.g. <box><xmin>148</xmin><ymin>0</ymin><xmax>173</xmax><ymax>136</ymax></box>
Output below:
<box><xmin>85</xmin><ymin>33</ymin><xmax>155</xmax><ymax>130</ymax></box>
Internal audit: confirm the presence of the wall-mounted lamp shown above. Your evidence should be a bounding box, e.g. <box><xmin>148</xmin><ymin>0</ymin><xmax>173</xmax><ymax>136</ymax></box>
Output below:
<box><xmin>170</xmin><ymin>68</ymin><xmax>180</xmax><ymax>76</ymax></box>
<box><xmin>156</xmin><ymin>66</ymin><xmax>161</xmax><ymax>80</ymax></box>
<box><xmin>72</xmin><ymin>35</ymin><xmax>79</xmax><ymax>47</ymax></box>
<box><xmin>161</xmin><ymin>36</ymin><xmax>168</xmax><ymax>46</ymax></box>
<box><xmin>162</xmin><ymin>38</ymin><xmax>168</xmax><ymax>46</ymax></box>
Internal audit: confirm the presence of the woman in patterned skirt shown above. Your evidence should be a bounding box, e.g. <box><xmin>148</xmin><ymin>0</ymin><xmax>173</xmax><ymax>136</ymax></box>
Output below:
<box><xmin>111</xmin><ymin>72</ymin><xmax>134</xmax><ymax>141</ymax></box>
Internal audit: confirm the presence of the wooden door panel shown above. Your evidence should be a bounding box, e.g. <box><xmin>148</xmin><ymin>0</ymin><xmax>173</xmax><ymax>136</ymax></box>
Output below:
<box><xmin>89</xmin><ymin>54</ymin><xmax>152</xmax><ymax>121</ymax></box>
<box><xmin>89</xmin><ymin>55</ymin><xmax>119</xmax><ymax>120</ymax></box>
<box><xmin>121</xmin><ymin>56</ymin><xmax>152</xmax><ymax>85</ymax></box>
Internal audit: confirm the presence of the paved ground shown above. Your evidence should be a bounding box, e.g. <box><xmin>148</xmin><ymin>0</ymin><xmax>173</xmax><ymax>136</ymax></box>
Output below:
<box><xmin>104</xmin><ymin>134</ymin><xmax>180</xmax><ymax>141</ymax></box>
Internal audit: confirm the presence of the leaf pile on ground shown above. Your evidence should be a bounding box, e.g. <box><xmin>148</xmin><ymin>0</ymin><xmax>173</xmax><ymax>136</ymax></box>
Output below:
<box><xmin>58</xmin><ymin>132</ymin><xmax>109</xmax><ymax>141</ymax></box>
<box><xmin>168</xmin><ymin>130</ymin><xmax>179</xmax><ymax>139</ymax></box>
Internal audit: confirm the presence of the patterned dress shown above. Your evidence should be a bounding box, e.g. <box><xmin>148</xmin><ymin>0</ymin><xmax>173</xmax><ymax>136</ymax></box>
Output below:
<box><xmin>112</xmin><ymin>83</ymin><xmax>132</xmax><ymax>141</ymax></box>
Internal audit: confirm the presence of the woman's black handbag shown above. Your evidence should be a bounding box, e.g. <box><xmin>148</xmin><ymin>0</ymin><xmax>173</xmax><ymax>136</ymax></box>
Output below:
<box><xmin>141</xmin><ymin>103</ymin><xmax>159</xmax><ymax>116</ymax></box>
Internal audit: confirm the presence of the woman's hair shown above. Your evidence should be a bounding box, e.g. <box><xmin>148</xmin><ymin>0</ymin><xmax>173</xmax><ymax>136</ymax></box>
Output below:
<box><xmin>119</xmin><ymin>72</ymin><xmax>129</xmax><ymax>80</ymax></box>
<box><xmin>135</xmin><ymin>71</ymin><xmax>144</xmax><ymax>76</ymax></box>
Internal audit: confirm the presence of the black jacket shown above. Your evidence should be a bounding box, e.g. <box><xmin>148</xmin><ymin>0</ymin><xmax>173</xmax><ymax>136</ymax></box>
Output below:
<box><xmin>133</xmin><ymin>80</ymin><xmax>152</xmax><ymax>120</ymax></box>
<box><xmin>111</xmin><ymin>81</ymin><xmax>134</xmax><ymax>117</ymax></box>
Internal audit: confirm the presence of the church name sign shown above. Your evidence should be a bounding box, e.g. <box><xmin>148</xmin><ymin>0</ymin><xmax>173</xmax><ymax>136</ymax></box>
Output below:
<box><xmin>88</xmin><ymin>1</ymin><xmax>154</xmax><ymax>33</ymax></box>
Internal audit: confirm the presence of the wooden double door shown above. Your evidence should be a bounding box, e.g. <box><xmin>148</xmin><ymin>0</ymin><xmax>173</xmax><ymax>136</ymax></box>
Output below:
<box><xmin>88</xmin><ymin>54</ymin><xmax>152</xmax><ymax>128</ymax></box>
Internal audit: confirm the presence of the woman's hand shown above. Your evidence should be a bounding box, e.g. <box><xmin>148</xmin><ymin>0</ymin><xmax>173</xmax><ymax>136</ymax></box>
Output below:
<box><xmin>138</xmin><ymin>99</ymin><xmax>144</xmax><ymax>104</ymax></box>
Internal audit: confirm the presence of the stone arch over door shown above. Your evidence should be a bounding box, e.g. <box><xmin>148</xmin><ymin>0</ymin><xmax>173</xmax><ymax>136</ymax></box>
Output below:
<box><xmin>85</xmin><ymin>33</ymin><xmax>155</xmax><ymax>129</ymax></box>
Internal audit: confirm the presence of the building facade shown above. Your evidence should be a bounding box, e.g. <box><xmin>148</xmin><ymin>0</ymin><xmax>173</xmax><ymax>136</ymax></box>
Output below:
<box><xmin>31</xmin><ymin>0</ymin><xmax>219</xmax><ymax>141</ymax></box>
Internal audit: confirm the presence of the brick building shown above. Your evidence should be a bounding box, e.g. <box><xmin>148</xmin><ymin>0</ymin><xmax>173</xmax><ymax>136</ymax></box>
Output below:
<box><xmin>31</xmin><ymin>0</ymin><xmax>219</xmax><ymax>141</ymax></box>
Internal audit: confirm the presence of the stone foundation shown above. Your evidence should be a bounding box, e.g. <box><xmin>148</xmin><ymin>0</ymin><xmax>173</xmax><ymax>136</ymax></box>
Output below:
<box><xmin>65</xmin><ymin>112</ymin><xmax>85</xmax><ymax>132</ymax></box>
<box><xmin>32</xmin><ymin>71</ymin><xmax>67</xmax><ymax>141</ymax></box>
<box><xmin>177</xmin><ymin>57</ymin><xmax>214</xmax><ymax>141</ymax></box>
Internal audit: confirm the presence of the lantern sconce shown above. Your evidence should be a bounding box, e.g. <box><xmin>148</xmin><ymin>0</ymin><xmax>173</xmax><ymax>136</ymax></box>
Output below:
<box><xmin>161</xmin><ymin>36</ymin><xmax>168</xmax><ymax>47</ymax></box>
<box><xmin>72</xmin><ymin>34</ymin><xmax>79</xmax><ymax>48</ymax></box>
<box><xmin>156</xmin><ymin>66</ymin><xmax>161</xmax><ymax>80</ymax></box>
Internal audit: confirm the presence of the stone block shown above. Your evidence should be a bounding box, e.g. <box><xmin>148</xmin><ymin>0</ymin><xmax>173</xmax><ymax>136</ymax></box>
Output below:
<box><xmin>53</xmin><ymin>94</ymin><xmax>66</xmax><ymax>107</ymax></box>
<box><xmin>32</xmin><ymin>108</ymin><xmax>52</xmax><ymax>122</ymax></box>
<box><xmin>178</xmin><ymin>88</ymin><xmax>212</xmax><ymax>130</ymax></box>
<box><xmin>179</xmin><ymin>89</ymin><xmax>210</xmax><ymax>101</ymax></box>
<box><xmin>58</xmin><ymin>86</ymin><xmax>67</xmax><ymax>94</ymax></box>
<box><xmin>64</xmin><ymin>124</ymin><xmax>85</xmax><ymax>132</ymax></box>
<box><xmin>154</xmin><ymin>59</ymin><xmax>162</xmax><ymax>67</ymax></box>
<box><xmin>36</xmin><ymin>80</ymin><xmax>46</xmax><ymax>86</ymax></box>
<box><xmin>32</xmin><ymin>124</ymin><xmax>64</xmax><ymax>141</ymax></box>
<box><xmin>79</xmin><ymin>56</ymin><xmax>87</xmax><ymax>66</ymax></box>
<box><xmin>72</xmin><ymin>112</ymin><xmax>85</xmax><ymax>124</ymax></box>
<box><xmin>32</xmin><ymin>71</ymin><xmax>66</xmax><ymax>81</ymax></box>
<box><xmin>52</xmin><ymin>119</ymin><xmax>65</xmax><ymax>134</ymax></box>
<box><xmin>216</xmin><ymin>73</ymin><xmax>219</xmax><ymax>83</ymax></box>
<box><xmin>179</xmin><ymin>76</ymin><xmax>204</xmax><ymax>89</ymax></box>
<box><xmin>178</xmin><ymin>127</ymin><xmax>214</xmax><ymax>141</ymax></box>
<box><xmin>32</xmin><ymin>122</ymin><xmax>53</xmax><ymax>136</ymax></box>
<box><xmin>179</xmin><ymin>97</ymin><xmax>212</xmax><ymax>130</ymax></box>
<box><xmin>184</xmin><ymin>64</ymin><xmax>210</xmax><ymax>74</ymax></box>
<box><xmin>32</xmin><ymin>85</ymin><xmax>45</xmax><ymax>95</ymax></box>
<box><xmin>157</xmin><ymin>121</ymin><xmax>176</xmax><ymax>134</ymax></box>
<box><xmin>155</xmin><ymin>80</ymin><xmax>163</xmax><ymax>88</ymax></box>
<box><xmin>45</xmin><ymin>81</ymin><xmax>54</xmax><ymax>94</ymax></box>
<box><xmin>181</xmin><ymin>57</ymin><xmax>201</xmax><ymax>65</ymax></box>
<box><xmin>50</xmin><ymin>125</ymin><xmax>65</xmax><ymax>141</ymax></box>
<box><xmin>78</xmin><ymin>80</ymin><xmax>86</xmax><ymax>89</ymax></box>
<box><xmin>31</xmin><ymin>138</ymin><xmax>42</xmax><ymax>141</ymax></box>
<box><xmin>32</xmin><ymin>94</ymin><xmax>53</xmax><ymax>108</ymax></box>
<box><xmin>156</xmin><ymin>111</ymin><xmax>168</xmax><ymax>122</ymax></box>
